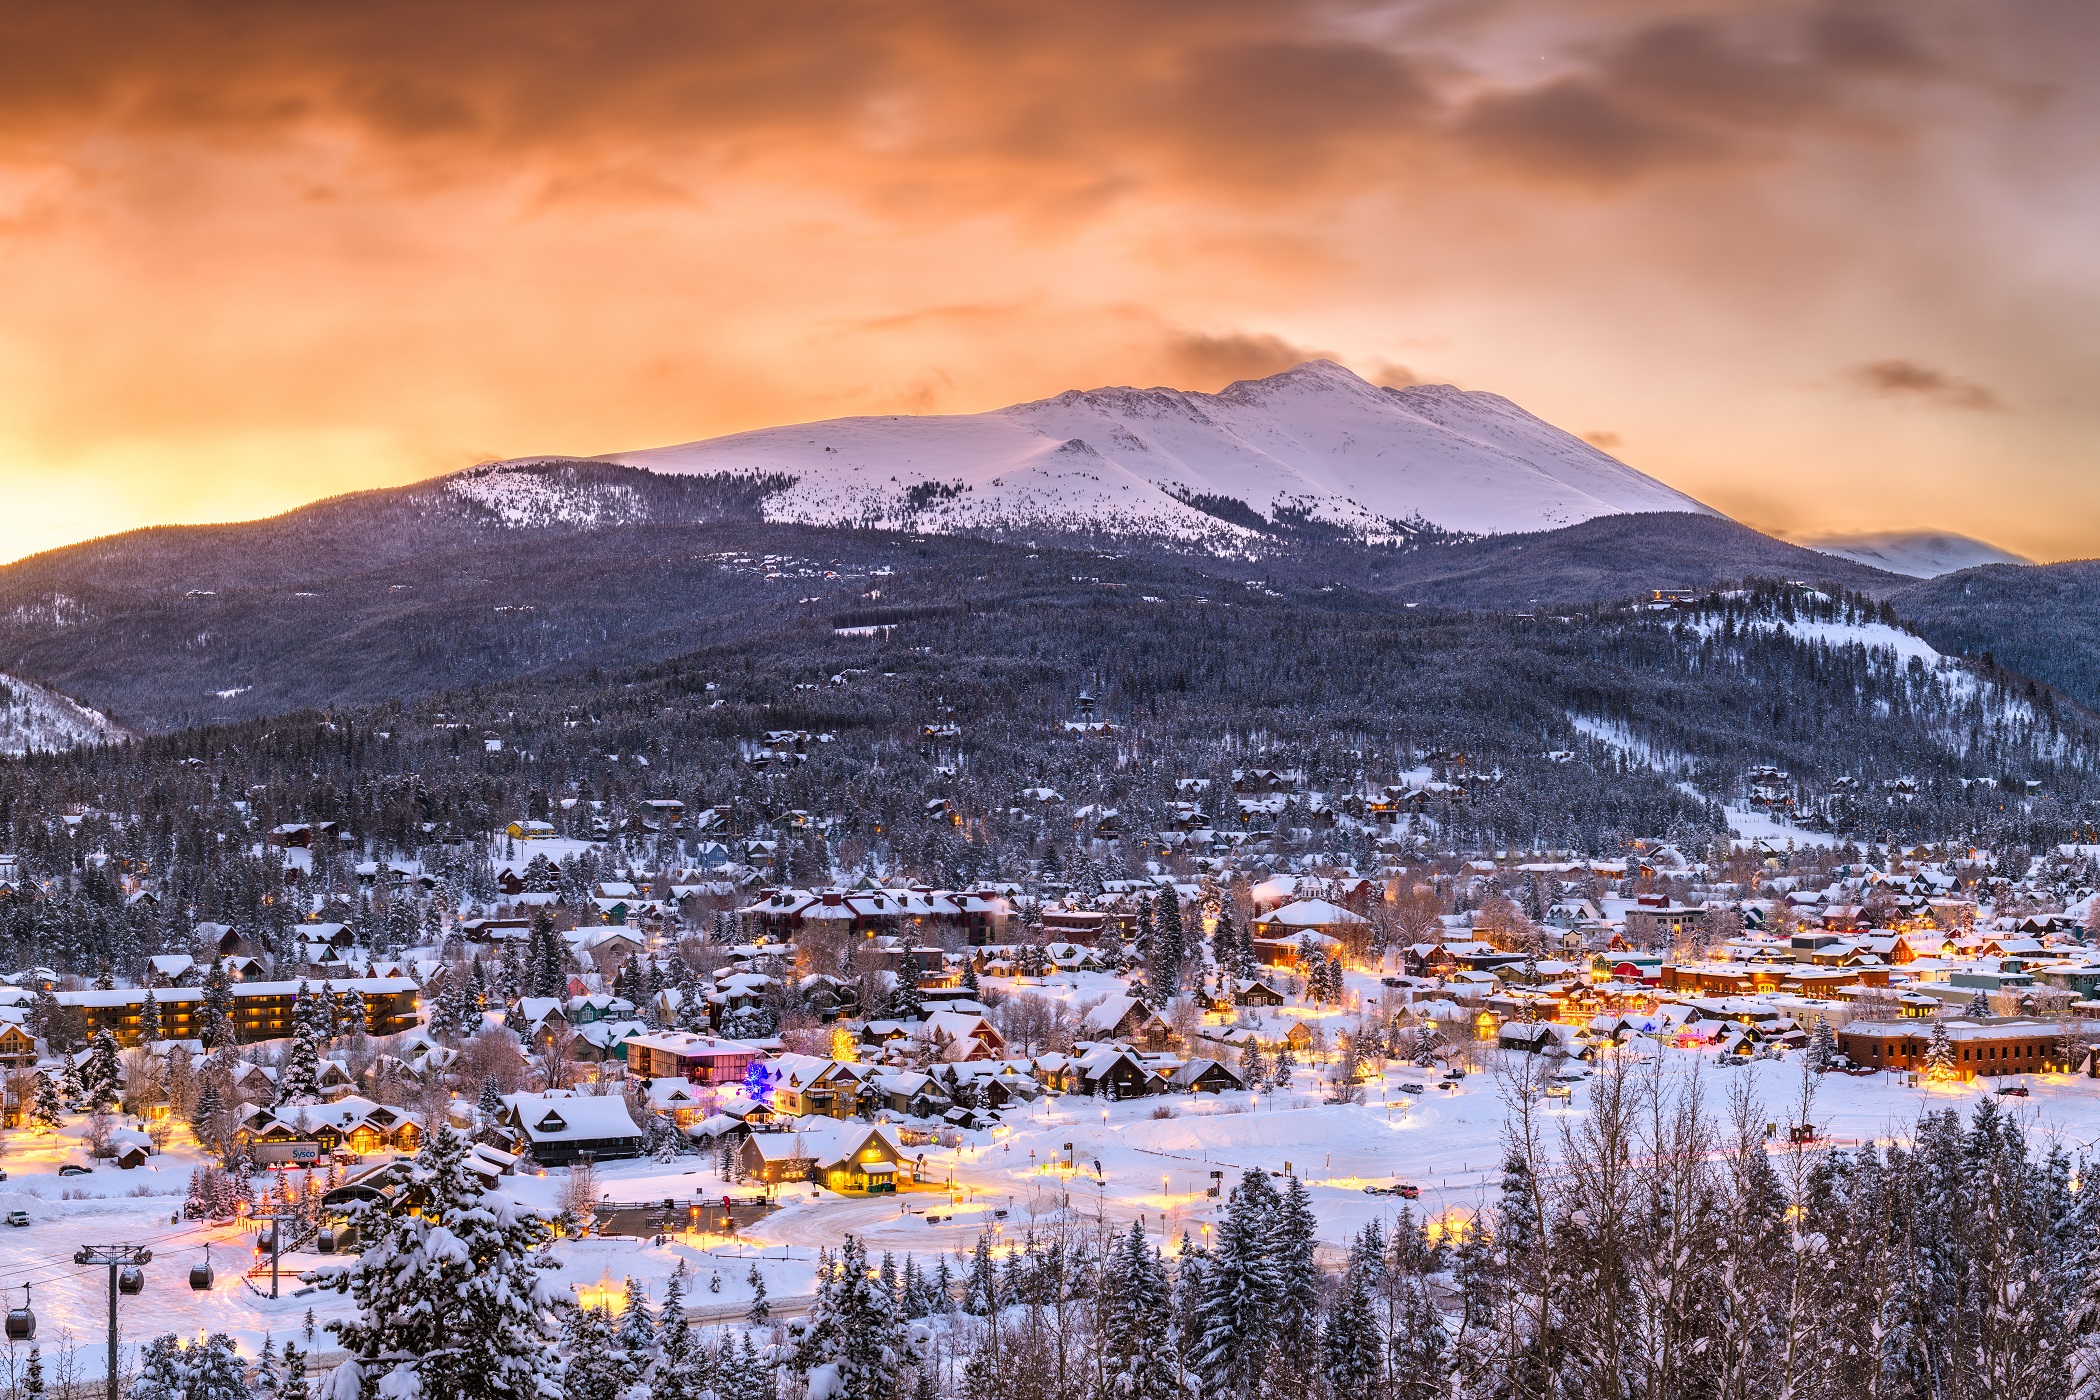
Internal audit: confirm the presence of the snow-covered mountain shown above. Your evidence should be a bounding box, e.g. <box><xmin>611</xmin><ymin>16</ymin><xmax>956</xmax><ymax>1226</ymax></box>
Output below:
<box><xmin>537</xmin><ymin>360</ymin><xmax>1715</xmax><ymax>544</ymax></box>
<box><xmin>0</xmin><ymin>672</ymin><xmax>128</xmax><ymax>755</ymax></box>
<box><xmin>1801</xmin><ymin>531</ymin><xmax>2031</xmax><ymax>579</ymax></box>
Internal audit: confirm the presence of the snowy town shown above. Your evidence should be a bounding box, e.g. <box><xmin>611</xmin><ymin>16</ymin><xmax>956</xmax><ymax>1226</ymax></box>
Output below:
<box><xmin>1</xmin><ymin>805</ymin><xmax>2099</xmax><ymax>1397</ymax></box>
<box><xmin>3</xmin><ymin>2</ymin><xmax>2096</xmax><ymax>1395</ymax></box>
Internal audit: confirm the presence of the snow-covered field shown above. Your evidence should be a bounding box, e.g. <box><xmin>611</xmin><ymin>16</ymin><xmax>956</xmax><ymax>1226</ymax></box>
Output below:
<box><xmin>11</xmin><ymin>1041</ymin><xmax>2100</xmax><ymax>1381</ymax></box>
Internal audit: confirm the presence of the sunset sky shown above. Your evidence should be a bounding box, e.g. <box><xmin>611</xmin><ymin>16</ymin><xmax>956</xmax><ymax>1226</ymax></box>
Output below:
<box><xmin>0</xmin><ymin>0</ymin><xmax>2094</xmax><ymax>563</ymax></box>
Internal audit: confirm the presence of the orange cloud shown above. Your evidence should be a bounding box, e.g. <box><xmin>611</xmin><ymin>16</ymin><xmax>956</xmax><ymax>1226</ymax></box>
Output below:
<box><xmin>0</xmin><ymin>0</ymin><xmax>2091</xmax><ymax>563</ymax></box>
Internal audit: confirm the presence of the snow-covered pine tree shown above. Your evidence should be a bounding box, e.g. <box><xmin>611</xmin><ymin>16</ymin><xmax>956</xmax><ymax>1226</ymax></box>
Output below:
<box><xmin>792</xmin><ymin>1235</ymin><xmax>911</xmax><ymax>1400</ymax></box>
<box><xmin>132</xmin><ymin>1332</ymin><xmax>248</xmax><ymax>1400</ymax></box>
<box><xmin>477</xmin><ymin>1073</ymin><xmax>506</xmax><ymax>1122</ymax></box>
<box><xmin>199</xmin><ymin>959</ymin><xmax>238</xmax><ymax>1049</ymax></box>
<box><xmin>132</xmin><ymin>1335</ymin><xmax>186</xmax><ymax>1400</ymax></box>
<box><xmin>277</xmin><ymin>1022</ymin><xmax>322</xmax><ymax>1106</ymax></box>
<box><xmin>80</xmin><ymin>1028</ymin><xmax>121</xmax><ymax>1113</ymax></box>
<box><xmin>1196</xmin><ymin>1168</ymin><xmax>1284</xmax><ymax>1400</ymax></box>
<box><xmin>1171</xmin><ymin>1232</ymin><xmax>1210</xmax><ymax>1379</ymax></box>
<box><xmin>1271</xmin><ymin>1042</ymin><xmax>1297</xmax><ymax>1092</ymax></box>
<box><xmin>1099</xmin><ymin>1220</ymin><xmax>1180</xmax><ymax>1400</ymax></box>
<box><xmin>722</xmin><ymin>1332</ymin><xmax>767</xmax><ymax>1400</ymax></box>
<box><xmin>964</xmin><ymin>1232</ymin><xmax>999</xmax><ymax>1315</ymax></box>
<box><xmin>279</xmin><ymin>1344</ymin><xmax>312</xmax><ymax>1400</ymax></box>
<box><xmin>1925</xmin><ymin>1021</ymin><xmax>1957</xmax><ymax>1080</ymax></box>
<box><xmin>1270</xmin><ymin>1172</ymin><xmax>1322</xmax><ymax>1395</ymax></box>
<box><xmin>1320</xmin><ymin>1250</ymin><xmax>1381</xmax><ymax>1400</ymax></box>
<box><xmin>28</xmin><ymin>1071</ymin><xmax>61</xmax><ymax>1130</ymax></box>
<box><xmin>1966</xmin><ymin>988</ymin><xmax>1993</xmax><ymax>1018</ymax></box>
<box><xmin>617</xmin><ymin>1277</ymin><xmax>657</xmax><ymax>1383</ymax></box>
<box><xmin>139</xmin><ymin>989</ymin><xmax>164</xmax><ymax>1044</ymax></box>
<box><xmin>563</xmin><ymin>1303</ymin><xmax>626</xmax><ymax>1400</ymax></box>
<box><xmin>1156</xmin><ymin>886</ymin><xmax>1186</xmax><ymax>998</ymax></box>
<box><xmin>321</xmin><ymin>1127</ymin><xmax>565</xmax><ymax>1400</ymax></box>
<box><xmin>890</xmin><ymin>969</ymin><xmax>926</xmax><ymax>1023</ymax></box>
<box><xmin>651</xmin><ymin>1271</ymin><xmax>699</xmax><ymax>1400</ymax></box>
<box><xmin>746</xmin><ymin>1264</ymin><xmax>770</xmax><ymax>1325</ymax></box>
<box><xmin>1800</xmin><ymin>1016</ymin><xmax>1835</xmax><ymax>1073</ymax></box>
<box><xmin>933</xmin><ymin>1256</ymin><xmax>957</xmax><ymax>1314</ymax></box>
<box><xmin>254</xmin><ymin>1337</ymin><xmax>282</xmax><ymax>1400</ymax></box>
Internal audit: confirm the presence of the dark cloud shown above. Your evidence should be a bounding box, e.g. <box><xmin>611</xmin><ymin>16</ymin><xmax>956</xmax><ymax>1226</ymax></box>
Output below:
<box><xmin>0</xmin><ymin>0</ymin><xmax>1954</xmax><ymax>198</ymax></box>
<box><xmin>1847</xmin><ymin>359</ymin><xmax>2006</xmax><ymax>411</ymax></box>
<box><xmin>1457</xmin><ymin>5</ymin><xmax>1943</xmax><ymax>185</ymax></box>
<box><xmin>1583</xmin><ymin>430</ymin><xmax>1623</xmax><ymax>449</ymax></box>
<box><xmin>1810</xmin><ymin>6</ymin><xmax>1939</xmax><ymax>73</ymax></box>
<box><xmin>1162</xmin><ymin>331</ymin><xmax>1330</xmax><ymax>389</ymax></box>
<box><xmin>1458</xmin><ymin>80</ymin><xmax>1718</xmax><ymax>185</ymax></box>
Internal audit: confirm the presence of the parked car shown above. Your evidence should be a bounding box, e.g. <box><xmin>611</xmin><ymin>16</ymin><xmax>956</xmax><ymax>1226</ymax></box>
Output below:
<box><xmin>1398</xmin><ymin>1083</ymin><xmax>1426</xmax><ymax>1095</ymax></box>
<box><xmin>57</xmin><ymin>1163</ymin><xmax>90</xmax><ymax>1177</ymax></box>
<box><xmin>1997</xmin><ymin>1085</ymin><xmax>2031</xmax><ymax>1098</ymax></box>
<box><xmin>4</xmin><ymin>1211</ymin><xmax>27</xmax><ymax>1227</ymax></box>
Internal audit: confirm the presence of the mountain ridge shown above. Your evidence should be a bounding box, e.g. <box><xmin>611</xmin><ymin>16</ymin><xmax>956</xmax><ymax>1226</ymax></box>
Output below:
<box><xmin>1801</xmin><ymin>529</ymin><xmax>2031</xmax><ymax>578</ymax></box>
<box><xmin>580</xmin><ymin>360</ymin><xmax>1718</xmax><ymax>544</ymax></box>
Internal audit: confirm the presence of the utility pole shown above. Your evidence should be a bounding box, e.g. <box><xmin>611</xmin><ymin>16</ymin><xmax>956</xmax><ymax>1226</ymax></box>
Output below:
<box><xmin>74</xmin><ymin>1244</ymin><xmax>151</xmax><ymax>1400</ymax></box>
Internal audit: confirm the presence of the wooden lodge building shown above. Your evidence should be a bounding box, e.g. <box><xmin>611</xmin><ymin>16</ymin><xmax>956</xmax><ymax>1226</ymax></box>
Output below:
<box><xmin>56</xmin><ymin>979</ymin><xmax>420</xmax><ymax>1046</ymax></box>
<box><xmin>1836</xmin><ymin>1017</ymin><xmax>2066</xmax><ymax>1077</ymax></box>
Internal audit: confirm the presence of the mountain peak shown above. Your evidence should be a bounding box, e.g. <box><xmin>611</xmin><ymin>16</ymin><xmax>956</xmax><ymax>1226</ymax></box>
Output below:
<box><xmin>563</xmin><ymin>363</ymin><xmax>1716</xmax><ymax>546</ymax></box>
<box><xmin>1219</xmin><ymin>357</ymin><xmax>1375</xmax><ymax>395</ymax></box>
<box><xmin>1801</xmin><ymin>530</ymin><xmax>2032</xmax><ymax>579</ymax></box>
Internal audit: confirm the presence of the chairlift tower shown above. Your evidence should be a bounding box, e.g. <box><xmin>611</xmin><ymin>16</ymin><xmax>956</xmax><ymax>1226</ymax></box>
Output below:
<box><xmin>73</xmin><ymin>1244</ymin><xmax>152</xmax><ymax>1400</ymax></box>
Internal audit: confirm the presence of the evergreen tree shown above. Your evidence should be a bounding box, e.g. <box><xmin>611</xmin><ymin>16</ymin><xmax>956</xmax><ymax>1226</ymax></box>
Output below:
<box><xmin>562</xmin><ymin>1304</ymin><xmax>626</xmax><ymax>1400</ymax></box>
<box><xmin>1270</xmin><ymin>1172</ymin><xmax>1322</xmax><ymax>1393</ymax></box>
<box><xmin>792</xmin><ymin>1235</ymin><xmax>910</xmax><ymax>1400</ymax></box>
<box><xmin>1807</xmin><ymin>1017</ymin><xmax>1838</xmax><ymax>1073</ymax></box>
<box><xmin>616</xmin><ymin>1277</ymin><xmax>657</xmax><ymax>1383</ymax></box>
<box><xmin>1320</xmin><ymin>1252</ymin><xmax>1381</xmax><ymax>1400</ymax></box>
<box><xmin>1155</xmin><ymin>886</ymin><xmax>1186</xmax><ymax>998</ymax></box>
<box><xmin>139</xmin><ymin>989</ymin><xmax>164</xmax><ymax>1044</ymax></box>
<box><xmin>1925</xmin><ymin>1021</ymin><xmax>1958</xmax><ymax>1080</ymax></box>
<box><xmin>279</xmin><ymin>1344</ymin><xmax>311</xmax><ymax>1400</ymax></box>
<box><xmin>1966</xmin><ymin>988</ymin><xmax>1993</xmax><ymax>1018</ymax></box>
<box><xmin>530</xmin><ymin>911</ymin><xmax>565</xmax><ymax>999</ymax></box>
<box><xmin>477</xmin><ymin>1073</ymin><xmax>506</xmax><ymax>1122</ymax></box>
<box><xmin>322</xmin><ymin>1127</ymin><xmax>566</xmax><ymax>1400</ymax></box>
<box><xmin>28</xmin><ymin>1070</ymin><xmax>61</xmax><ymax>1130</ymax></box>
<box><xmin>254</xmin><ymin>1338</ymin><xmax>281</xmax><ymax>1400</ymax></box>
<box><xmin>1196</xmin><ymin>1169</ymin><xmax>1284</xmax><ymax>1400</ymax></box>
<box><xmin>1099</xmin><ymin>1220</ymin><xmax>1180</xmax><ymax>1400</ymax></box>
<box><xmin>652</xmin><ymin>1271</ymin><xmax>699</xmax><ymax>1400</ymax></box>
<box><xmin>747</xmin><ymin>1264</ymin><xmax>770</xmax><ymax>1325</ymax></box>
<box><xmin>22</xmin><ymin>1345</ymin><xmax>42</xmax><ymax>1400</ymax></box>
<box><xmin>277</xmin><ymin>1022</ymin><xmax>322</xmax><ymax>1106</ymax></box>
<box><xmin>131</xmin><ymin>1332</ymin><xmax>249</xmax><ymax>1400</ymax></box>
<box><xmin>79</xmin><ymin>1027</ymin><xmax>121</xmax><ymax>1114</ymax></box>
<box><xmin>964</xmin><ymin>1232</ymin><xmax>999</xmax><ymax>1315</ymax></box>
<box><xmin>889</xmin><ymin>969</ymin><xmax>925</xmax><ymax>1024</ymax></box>
<box><xmin>198</xmin><ymin>959</ymin><xmax>238</xmax><ymax>1050</ymax></box>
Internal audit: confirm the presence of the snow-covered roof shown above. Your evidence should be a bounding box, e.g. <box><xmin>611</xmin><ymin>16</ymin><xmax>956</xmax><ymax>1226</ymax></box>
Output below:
<box><xmin>510</xmin><ymin>1093</ymin><xmax>644</xmax><ymax>1145</ymax></box>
